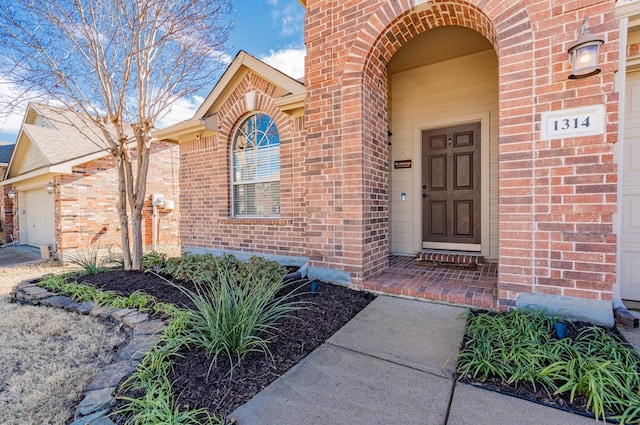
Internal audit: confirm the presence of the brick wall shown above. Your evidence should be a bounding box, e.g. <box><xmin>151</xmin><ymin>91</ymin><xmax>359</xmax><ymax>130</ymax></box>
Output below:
<box><xmin>2</xmin><ymin>172</ymin><xmax>13</xmax><ymax>243</ymax></box>
<box><xmin>179</xmin><ymin>72</ymin><xmax>308</xmax><ymax>260</ymax></box>
<box><xmin>57</xmin><ymin>141</ymin><xmax>180</xmax><ymax>258</ymax></box>
<box><xmin>303</xmin><ymin>0</ymin><xmax>618</xmax><ymax>305</ymax></box>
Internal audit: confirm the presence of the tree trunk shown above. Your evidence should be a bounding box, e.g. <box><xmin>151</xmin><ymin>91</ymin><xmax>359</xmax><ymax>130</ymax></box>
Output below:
<box><xmin>130</xmin><ymin>208</ymin><xmax>143</xmax><ymax>270</ymax></box>
<box><xmin>116</xmin><ymin>154</ymin><xmax>133</xmax><ymax>269</ymax></box>
<box><xmin>126</xmin><ymin>133</ymin><xmax>151</xmax><ymax>271</ymax></box>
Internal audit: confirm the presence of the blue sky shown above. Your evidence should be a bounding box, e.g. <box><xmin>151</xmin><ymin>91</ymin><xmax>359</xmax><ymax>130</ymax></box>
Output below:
<box><xmin>0</xmin><ymin>0</ymin><xmax>306</xmax><ymax>143</ymax></box>
<box><xmin>229</xmin><ymin>0</ymin><xmax>305</xmax><ymax>75</ymax></box>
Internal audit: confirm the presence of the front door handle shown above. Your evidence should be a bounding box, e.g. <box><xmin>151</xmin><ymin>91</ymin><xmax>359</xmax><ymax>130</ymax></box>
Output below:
<box><xmin>423</xmin><ymin>193</ymin><xmax>430</xmax><ymax>198</ymax></box>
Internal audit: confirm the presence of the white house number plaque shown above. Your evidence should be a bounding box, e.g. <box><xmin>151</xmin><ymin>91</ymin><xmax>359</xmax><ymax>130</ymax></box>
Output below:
<box><xmin>540</xmin><ymin>105</ymin><xmax>605</xmax><ymax>140</ymax></box>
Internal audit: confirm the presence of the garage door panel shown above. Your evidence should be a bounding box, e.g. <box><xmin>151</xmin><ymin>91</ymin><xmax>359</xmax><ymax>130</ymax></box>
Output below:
<box><xmin>24</xmin><ymin>189</ymin><xmax>55</xmax><ymax>248</ymax></box>
<box><xmin>622</xmin><ymin>72</ymin><xmax>640</xmax><ymax>300</ymax></box>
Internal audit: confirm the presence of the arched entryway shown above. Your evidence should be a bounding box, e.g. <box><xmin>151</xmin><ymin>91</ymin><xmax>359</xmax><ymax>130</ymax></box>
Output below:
<box><xmin>328</xmin><ymin>0</ymin><xmax>535</xmax><ymax>310</ymax></box>
<box><xmin>302</xmin><ymin>0</ymin><xmax>619</xmax><ymax>319</ymax></box>
<box><xmin>359</xmin><ymin>23</ymin><xmax>500</xmax><ymax>308</ymax></box>
<box><xmin>363</xmin><ymin>24</ymin><xmax>499</xmax><ymax>308</ymax></box>
<box><xmin>387</xmin><ymin>25</ymin><xmax>498</xmax><ymax>260</ymax></box>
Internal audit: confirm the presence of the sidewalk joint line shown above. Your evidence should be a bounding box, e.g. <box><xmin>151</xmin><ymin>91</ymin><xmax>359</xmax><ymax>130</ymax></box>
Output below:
<box><xmin>324</xmin><ymin>341</ymin><xmax>456</xmax><ymax>381</ymax></box>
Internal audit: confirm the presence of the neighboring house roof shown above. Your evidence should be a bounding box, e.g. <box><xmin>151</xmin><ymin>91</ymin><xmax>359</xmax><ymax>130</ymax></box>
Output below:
<box><xmin>153</xmin><ymin>50</ymin><xmax>306</xmax><ymax>142</ymax></box>
<box><xmin>2</xmin><ymin>103</ymin><xmax>128</xmax><ymax>186</ymax></box>
<box><xmin>0</xmin><ymin>144</ymin><xmax>15</xmax><ymax>166</ymax></box>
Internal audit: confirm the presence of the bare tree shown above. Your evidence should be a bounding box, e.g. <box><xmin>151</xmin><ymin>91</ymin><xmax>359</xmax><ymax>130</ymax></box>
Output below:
<box><xmin>0</xmin><ymin>0</ymin><xmax>233</xmax><ymax>269</ymax></box>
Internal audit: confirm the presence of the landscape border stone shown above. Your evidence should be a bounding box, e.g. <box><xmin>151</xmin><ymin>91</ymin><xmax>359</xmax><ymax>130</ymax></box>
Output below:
<box><xmin>9</xmin><ymin>278</ymin><xmax>167</xmax><ymax>425</ymax></box>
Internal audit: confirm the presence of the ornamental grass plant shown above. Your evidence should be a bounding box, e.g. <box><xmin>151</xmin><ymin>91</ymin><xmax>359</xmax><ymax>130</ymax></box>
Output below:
<box><xmin>161</xmin><ymin>257</ymin><xmax>308</xmax><ymax>376</ymax></box>
<box><xmin>67</xmin><ymin>245</ymin><xmax>123</xmax><ymax>275</ymax></box>
<box><xmin>457</xmin><ymin>309</ymin><xmax>640</xmax><ymax>424</ymax></box>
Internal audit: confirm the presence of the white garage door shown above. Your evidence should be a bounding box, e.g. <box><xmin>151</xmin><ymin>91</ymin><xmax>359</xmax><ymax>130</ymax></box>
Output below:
<box><xmin>621</xmin><ymin>71</ymin><xmax>640</xmax><ymax>301</ymax></box>
<box><xmin>24</xmin><ymin>188</ymin><xmax>55</xmax><ymax>248</ymax></box>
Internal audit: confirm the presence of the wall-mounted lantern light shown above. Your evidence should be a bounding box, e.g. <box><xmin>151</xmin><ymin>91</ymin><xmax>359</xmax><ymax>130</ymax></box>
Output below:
<box><xmin>45</xmin><ymin>181</ymin><xmax>55</xmax><ymax>195</ymax></box>
<box><xmin>568</xmin><ymin>18</ymin><xmax>604</xmax><ymax>79</ymax></box>
<box><xmin>7</xmin><ymin>188</ymin><xmax>16</xmax><ymax>199</ymax></box>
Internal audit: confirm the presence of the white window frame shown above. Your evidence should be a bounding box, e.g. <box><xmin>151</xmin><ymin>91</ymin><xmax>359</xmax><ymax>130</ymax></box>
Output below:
<box><xmin>231</xmin><ymin>113</ymin><xmax>281</xmax><ymax>218</ymax></box>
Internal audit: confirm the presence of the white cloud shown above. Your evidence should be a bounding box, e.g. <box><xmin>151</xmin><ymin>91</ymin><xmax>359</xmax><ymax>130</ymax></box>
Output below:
<box><xmin>0</xmin><ymin>78</ymin><xmax>27</xmax><ymax>141</ymax></box>
<box><xmin>261</xmin><ymin>47</ymin><xmax>305</xmax><ymax>79</ymax></box>
<box><xmin>155</xmin><ymin>94</ymin><xmax>205</xmax><ymax>130</ymax></box>
<box><xmin>0</xmin><ymin>110</ymin><xmax>24</xmax><ymax>141</ymax></box>
<box><xmin>213</xmin><ymin>51</ymin><xmax>233</xmax><ymax>66</ymax></box>
<box><xmin>268</xmin><ymin>1</ymin><xmax>304</xmax><ymax>38</ymax></box>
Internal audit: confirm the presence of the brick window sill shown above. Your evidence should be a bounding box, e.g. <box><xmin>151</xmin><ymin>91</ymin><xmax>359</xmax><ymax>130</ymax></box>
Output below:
<box><xmin>218</xmin><ymin>217</ymin><xmax>292</xmax><ymax>226</ymax></box>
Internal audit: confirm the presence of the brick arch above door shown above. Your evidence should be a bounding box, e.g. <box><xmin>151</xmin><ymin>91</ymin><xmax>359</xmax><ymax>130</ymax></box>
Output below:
<box><xmin>306</xmin><ymin>0</ymin><xmax>536</xmax><ymax>285</ymax></box>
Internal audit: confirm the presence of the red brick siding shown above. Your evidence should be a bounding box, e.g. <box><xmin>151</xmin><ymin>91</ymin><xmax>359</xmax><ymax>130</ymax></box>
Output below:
<box><xmin>303</xmin><ymin>0</ymin><xmax>618</xmax><ymax>305</ymax></box>
<box><xmin>2</xmin><ymin>175</ymin><xmax>14</xmax><ymax>242</ymax></box>
<box><xmin>57</xmin><ymin>142</ymin><xmax>180</xmax><ymax>257</ymax></box>
<box><xmin>179</xmin><ymin>72</ymin><xmax>307</xmax><ymax>259</ymax></box>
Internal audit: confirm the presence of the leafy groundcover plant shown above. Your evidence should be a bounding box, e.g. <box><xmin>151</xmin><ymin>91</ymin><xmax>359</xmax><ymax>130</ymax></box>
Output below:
<box><xmin>457</xmin><ymin>309</ymin><xmax>640</xmax><ymax>424</ymax></box>
<box><xmin>38</xmin><ymin>253</ymin><xmax>306</xmax><ymax>425</ymax></box>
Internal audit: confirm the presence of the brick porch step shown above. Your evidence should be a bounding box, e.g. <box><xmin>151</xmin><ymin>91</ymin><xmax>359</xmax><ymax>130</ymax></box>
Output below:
<box><xmin>415</xmin><ymin>250</ymin><xmax>484</xmax><ymax>266</ymax></box>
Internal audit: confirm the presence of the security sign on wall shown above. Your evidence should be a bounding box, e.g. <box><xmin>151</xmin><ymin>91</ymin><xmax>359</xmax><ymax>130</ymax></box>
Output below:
<box><xmin>394</xmin><ymin>160</ymin><xmax>412</xmax><ymax>169</ymax></box>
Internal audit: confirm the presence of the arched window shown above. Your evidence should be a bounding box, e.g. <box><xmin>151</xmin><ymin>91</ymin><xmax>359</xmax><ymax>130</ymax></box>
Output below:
<box><xmin>232</xmin><ymin>113</ymin><xmax>280</xmax><ymax>217</ymax></box>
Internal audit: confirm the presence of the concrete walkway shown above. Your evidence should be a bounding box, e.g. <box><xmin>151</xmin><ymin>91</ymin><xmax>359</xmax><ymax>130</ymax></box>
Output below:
<box><xmin>230</xmin><ymin>296</ymin><xmax>596</xmax><ymax>425</ymax></box>
<box><xmin>0</xmin><ymin>245</ymin><xmax>41</xmax><ymax>267</ymax></box>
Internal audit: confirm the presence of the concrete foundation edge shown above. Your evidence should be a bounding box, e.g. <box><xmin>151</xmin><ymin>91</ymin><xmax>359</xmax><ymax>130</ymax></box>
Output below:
<box><xmin>517</xmin><ymin>293</ymin><xmax>614</xmax><ymax>327</ymax></box>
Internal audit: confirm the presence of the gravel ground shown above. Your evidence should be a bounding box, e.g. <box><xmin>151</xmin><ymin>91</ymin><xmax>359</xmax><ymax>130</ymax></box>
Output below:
<box><xmin>0</xmin><ymin>261</ymin><xmax>80</xmax><ymax>296</ymax></box>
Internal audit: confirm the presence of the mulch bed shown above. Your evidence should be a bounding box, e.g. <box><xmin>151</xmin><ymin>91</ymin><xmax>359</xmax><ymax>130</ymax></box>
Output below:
<box><xmin>75</xmin><ymin>270</ymin><xmax>374</xmax><ymax>419</ymax></box>
<box><xmin>457</xmin><ymin>310</ymin><xmax>635</xmax><ymax>423</ymax></box>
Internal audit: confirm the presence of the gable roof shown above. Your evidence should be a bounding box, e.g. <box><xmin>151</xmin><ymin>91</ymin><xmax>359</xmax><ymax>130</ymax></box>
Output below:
<box><xmin>2</xmin><ymin>103</ymin><xmax>127</xmax><ymax>185</ymax></box>
<box><xmin>153</xmin><ymin>50</ymin><xmax>305</xmax><ymax>142</ymax></box>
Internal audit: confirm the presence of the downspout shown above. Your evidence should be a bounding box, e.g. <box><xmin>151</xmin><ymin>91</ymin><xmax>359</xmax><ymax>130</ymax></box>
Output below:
<box><xmin>283</xmin><ymin>261</ymin><xmax>309</xmax><ymax>281</ymax></box>
<box><xmin>152</xmin><ymin>203</ymin><xmax>158</xmax><ymax>252</ymax></box>
<box><xmin>612</xmin><ymin>15</ymin><xmax>639</xmax><ymax>328</ymax></box>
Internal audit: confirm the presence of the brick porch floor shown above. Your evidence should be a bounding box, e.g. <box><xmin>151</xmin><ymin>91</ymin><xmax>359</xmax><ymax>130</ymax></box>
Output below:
<box><xmin>363</xmin><ymin>255</ymin><xmax>498</xmax><ymax>309</ymax></box>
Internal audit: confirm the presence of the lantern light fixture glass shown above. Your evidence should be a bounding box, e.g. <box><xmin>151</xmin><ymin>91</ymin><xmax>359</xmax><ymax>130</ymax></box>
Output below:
<box><xmin>7</xmin><ymin>188</ymin><xmax>16</xmax><ymax>199</ymax></box>
<box><xmin>568</xmin><ymin>18</ymin><xmax>604</xmax><ymax>79</ymax></box>
<box><xmin>45</xmin><ymin>181</ymin><xmax>54</xmax><ymax>195</ymax></box>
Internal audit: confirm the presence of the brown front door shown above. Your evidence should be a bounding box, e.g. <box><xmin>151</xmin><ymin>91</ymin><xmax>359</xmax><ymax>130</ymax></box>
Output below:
<box><xmin>422</xmin><ymin>123</ymin><xmax>481</xmax><ymax>246</ymax></box>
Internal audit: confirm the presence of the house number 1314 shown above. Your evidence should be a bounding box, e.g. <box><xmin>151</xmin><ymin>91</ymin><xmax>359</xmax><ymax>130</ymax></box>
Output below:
<box><xmin>552</xmin><ymin>117</ymin><xmax>590</xmax><ymax>131</ymax></box>
<box><xmin>541</xmin><ymin>105</ymin><xmax>604</xmax><ymax>140</ymax></box>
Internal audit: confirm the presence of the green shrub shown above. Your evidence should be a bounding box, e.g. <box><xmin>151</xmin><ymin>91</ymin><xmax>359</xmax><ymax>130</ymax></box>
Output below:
<box><xmin>458</xmin><ymin>309</ymin><xmax>640</xmax><ymax>424</ymax></box>
<box><xmin>141</xmin><ymin>251</ymin><xmax>168</xmax><ymax>272</ymax></box>
<box><xmin>158</xmin><ymin>253</ymin><xmax>287</xmax><ymax>286</ymax></box>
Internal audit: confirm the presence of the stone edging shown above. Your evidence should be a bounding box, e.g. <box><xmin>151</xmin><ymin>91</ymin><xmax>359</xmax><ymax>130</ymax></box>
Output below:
<box><xmin>10</xmin><ymin>278</ymin><xmax>166</xmax><ymax>425</ymax></box>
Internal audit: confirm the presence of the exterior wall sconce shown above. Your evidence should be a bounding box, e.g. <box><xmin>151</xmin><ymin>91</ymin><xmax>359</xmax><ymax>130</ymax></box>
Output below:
<box><xmin>7</xmin><ymin>188</ymin><xmax>16</xmax><ymax>199</ymax></box>
<box><xmin>45</xmin><ymin>181</ymin><xmax>55</xmax><ymax>195</ymax></box>
<box><xmin>568</xmin><ymin>18</ymin><xmax>604</xmax><ymax>79</ymax></box>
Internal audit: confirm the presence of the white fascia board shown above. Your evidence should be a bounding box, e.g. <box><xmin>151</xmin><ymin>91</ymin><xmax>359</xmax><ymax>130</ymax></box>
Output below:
<box><xmin>1</xmin><ymin>164</ymin><xmax>72</xmax><ymax>186</ymax></box>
